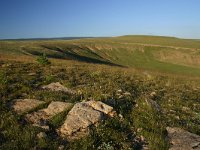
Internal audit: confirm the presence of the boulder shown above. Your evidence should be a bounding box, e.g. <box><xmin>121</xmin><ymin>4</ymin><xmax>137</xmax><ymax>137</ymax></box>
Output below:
<box><xmin>26</xmin><ymin>101</ymin><xmax>72</xmax><ymax>129</ymax></box>
<box><xmin>11</xmin><ymin>99</ymin><xmax>45</xmax><ymax>114</ymax></box>
<box><xmin>42</xmin><ymin>82</ymin><xmax>76</xmax><ymax>94</ymax></box>
<box><xmin>42</xmin><ymin>101</ymin><xmax>73</xmax><ymax>116</ymax></box>
<box><xmin>58</xmin><ymin>100</ymin><xmax>115</xmax><ymax>140</ymax></box>
<box><xmin>167</xmin><ymin>127</ymin><xmax>200</xmax><ymax>150</ymax></box>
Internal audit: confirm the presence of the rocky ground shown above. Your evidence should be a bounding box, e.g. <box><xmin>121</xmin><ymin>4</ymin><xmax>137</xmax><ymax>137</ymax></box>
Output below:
<box><xmin>7</xmin><ymin>82</ymin><xmax>200</xmax><ymax>150</ymax></box>
<box><xmin>0</xmin><ymin>61</ymin><xmax>200</xmax><ymax>150</ymax></box>
<box><xmin>167</xmin><ymin>127</ymin><xmax>200</xmax><ymax>150</ymax></box>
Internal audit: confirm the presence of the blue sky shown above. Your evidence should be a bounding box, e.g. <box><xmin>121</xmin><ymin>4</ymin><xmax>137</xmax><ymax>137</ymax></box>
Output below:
<box><xmin>0</xmin><ymin>0</ymin><xmax>200</xmax><ymax>39</ymax></box>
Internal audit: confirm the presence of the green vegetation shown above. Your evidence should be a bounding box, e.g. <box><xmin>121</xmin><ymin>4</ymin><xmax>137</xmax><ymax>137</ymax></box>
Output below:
<box><xmin>36</xmin><ymin>53</ymin><xmax>51</xmax><ymax>65</ymax></box>
<box><xmin>0</xmin><ymin>35</ymin><xmax>200</xmax><ymax>149</ymax></box>
<box><xmin>1</xmin><ymin>35</ymin><xmax>200</xmax><ymax>75</ymax></box>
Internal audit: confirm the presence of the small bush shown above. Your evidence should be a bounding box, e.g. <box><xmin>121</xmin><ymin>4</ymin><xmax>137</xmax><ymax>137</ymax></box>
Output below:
<box><xmin>37</xmin><ymin>53</ymin><xmax>51</xmax><ymax>65</ymax></box>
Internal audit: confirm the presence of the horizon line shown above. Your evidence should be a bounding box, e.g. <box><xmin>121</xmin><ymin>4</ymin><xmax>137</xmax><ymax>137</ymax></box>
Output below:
<box><xmin>0</xmin><ymin>34</ymin><xmax>199</xmax><ymax>41</ymax></box>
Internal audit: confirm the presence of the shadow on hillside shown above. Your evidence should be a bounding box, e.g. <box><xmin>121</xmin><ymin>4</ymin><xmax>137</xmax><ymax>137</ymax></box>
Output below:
<box><xmin>33</xmin><ymin>45</ymin><xmax>124</xmax><ymax>67</ymax></box>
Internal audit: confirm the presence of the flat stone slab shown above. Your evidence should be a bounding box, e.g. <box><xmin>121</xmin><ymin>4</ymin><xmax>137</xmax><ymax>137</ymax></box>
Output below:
<box><xmin>167</xmin><ymin>127</ymin><xmax>200</xmax><ymax>150</ymax></box>
<box><xmin>11</xmin><ymin>99</ymin><xmax>45</xmax><ymax>114</ymax></box>
<box><xmin>26</xmin><ymin>101</ymin><xmax>73</xmax><ymax>129</ymax></box>
<box><xmin>42</xmin><ymin>82</ymin><xmax>76</xmax><ymax>94</ymax></box>
<box><xmin>86</xmin><ymin>100</ymin><xmax>114</xmax><ymax>116</ymax></box>
<box><xmin>58</xmin><ymin>100</ymin><xmax>115</xmax><ymax>140</ymax></box>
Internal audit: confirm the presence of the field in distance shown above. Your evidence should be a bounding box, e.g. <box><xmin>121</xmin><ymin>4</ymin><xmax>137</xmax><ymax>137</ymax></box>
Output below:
<box><xmin>1</xmin><ymin>35</ymin><xmax>200</xmax><ymax>76</ymax></box>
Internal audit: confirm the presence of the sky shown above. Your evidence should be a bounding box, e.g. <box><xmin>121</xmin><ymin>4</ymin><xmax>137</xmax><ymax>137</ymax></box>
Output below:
<box><xmin>0</xmin><ymin>0</ymin><xmax>200</xmax><ymax>39</ymax></box>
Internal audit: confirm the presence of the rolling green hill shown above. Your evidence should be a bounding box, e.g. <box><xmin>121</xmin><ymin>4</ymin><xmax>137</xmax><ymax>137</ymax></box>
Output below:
<box><xmin>1</xmin><ymin>35</ymin><xmax>200</xmax><ymax>75</ymax></box>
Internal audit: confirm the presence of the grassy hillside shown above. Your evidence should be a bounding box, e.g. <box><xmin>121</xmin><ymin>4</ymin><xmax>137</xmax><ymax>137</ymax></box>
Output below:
<box><xmin>0</xmin><ymin>59</ymin><xmax>200</xmax><ymax>150</ymax></box>
<box><xmin>0</xmin><ymin>35</ymin><xmax>200</xmax><ymax>150</ymax></box>
<box><xmin>1</xmin><ymin>35</ymin><xmax>200</xmax><ymax>76</ymax></box>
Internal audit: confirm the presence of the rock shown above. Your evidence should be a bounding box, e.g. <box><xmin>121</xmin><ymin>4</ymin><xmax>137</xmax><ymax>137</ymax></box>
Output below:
<box><xmin>118</xmin><ymin>95</ymin><xmax>124</xmax><ymax>99</ymax></box>
<box><xmin>118</xmin><ymin>113</ymin><xmax>125</xmax><ymax>122</ymax></box>
<box><xmin>134</xmin><ymin>135</ymin><xmax>149</xmax><ymax>150</ymax></box>
<box><xmin>137</xmin><ymin>128</ymin><xmax>143</xmax><ymax>133</ymax></box>
<box><xmin>123</xmin><ymin>92</ymin><xmax>131</xmax><ymax>96</ymax></box>
<box><xmin>182</xmin><ymin>106</ymin><xmax>190</xmax><ymax>111</ymax></box>
<box><xmin>86</xmin><ymin>100</ymin><xmax>114</xmax><ymax>116</ymax></box>
<box><xmin>169</xmin><ymin>109</ymin><xmax>176</xmax><ymax>113</ymax></box>
<box><xmin>150</xmin><ymin>91</ymin><xmax>156</xmax><ymax>98</ymax></box>
<box><xmin>116</xmin><ymin>89</ymin><xmax>131</xmax><ymax>98</ymax></box>
<box><xmin>145</xmin><ymin>99</ymin><xmax>161</xmax><ymax>112</ymax></box>
<box><xmin>117</xmin><ymin>89</ymin><xmax>122</xmax><ymax>93</ymax></box>
<box><xmin>57</xmin><ymin>145</ymin><xmax>65</xmax><ymax>150</ymax></box>
<box><xmin>41</xmin><ymin>101</ymin><xmax>73</xmax><ymax>116</ymax></box>
<box><xmin>135</xmin><ymin>104</ymin><xmax>139</xmax><ymax>108</ymax></box>
<box><xmin>26</xmin><ymin>101</ymin><xmax>72</xmax><ymax>129</ymax></box>
<box><xmin>37</xmin><ymin>132</ymin><xmax>47</xmax><ymax>139</ymax></box>
<box><xmin>167</xmin><ymin>127</ymin><xmax>200</xmax><ymax>150</ymax></box>
<box><xmin>42</xmin><ymin>82</ymin><xmax>76</xmax><ymax>94</ymax></box>
<box><xmin>140</xmin><ymin>135</ymin><xmax>145</xmax><ymax>142</ymax></box>
<box><xmin>1</xmin><ymin>64</ymin><xmax>11</xmax><ymax>68</ymax></box>
<box><xmin>33</xmin><ymin>124</ymin><xmax>50</xmax><ymax>130</ymax></box>
<box><xmin>11</xmin><ymin>99</ymin><xmax>45</xmax><ymax>114</ymax></box>
<box><xmin>58</xmin><ymin>102</ymin><xmax>103</xmax><ymax>138</ymax></box>
<box><xmin>58</xmin><ymin>100</ymin><xmax>115</xmax><ymax>140</ymax></box>
<box><xmin>28</xmin><ymin>72</ymin><xmax>36</xmax><ymax>76</ymax></box>
<box><xmin>175</xmin><ymin>116</ymin><xmax>180</xmax><ymax>120</ymax></box>
<box><xmin>142</xmin><ymin>146</ymin><xmax>150</xmax><ymax>150</ymax></box>
<box><xmin>118</xmin><ymin>114</ymin><xmax>123</xmax><ymax>119</ymax></box>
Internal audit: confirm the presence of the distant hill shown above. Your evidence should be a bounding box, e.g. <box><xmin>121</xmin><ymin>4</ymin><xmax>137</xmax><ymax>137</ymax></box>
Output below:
<box><xmin>0</xmin><ymin>37</ymin><xmax>94</xmax><ymax>41</ymax></box>
<box><xmin>113</xmin><ymin>35</ymin><xmax>200</xmax><ymax>49</ymax></box>
<box><xmin>1</xmin><ymin>35</ymin><xmax>200</xmax><ymax>76</ymax></box>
